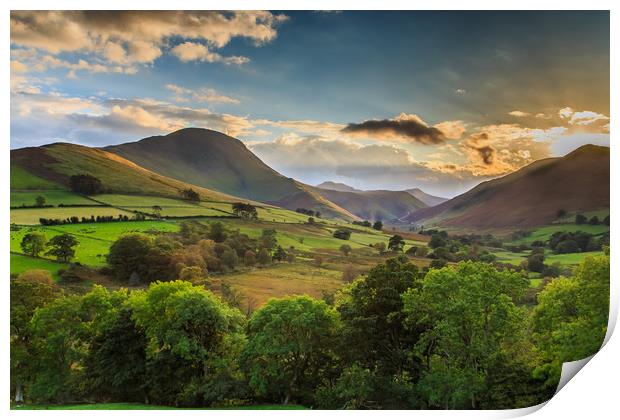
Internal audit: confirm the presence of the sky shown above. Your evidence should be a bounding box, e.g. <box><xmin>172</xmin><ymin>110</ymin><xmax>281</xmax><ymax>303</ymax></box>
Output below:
<box><xmin>10</xmin><ymin>11</ymin><xmax>610</xmax><ymax>197</ymax></box>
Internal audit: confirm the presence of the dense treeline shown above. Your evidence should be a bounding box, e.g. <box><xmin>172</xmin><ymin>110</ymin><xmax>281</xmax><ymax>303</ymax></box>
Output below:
<box><xmin>10</xmin><ymin>250</ymin><xmax>609</xmax><ymax>408</ymax></box>
<box><xmin>39</xmin><ymin>213</ymin><xmax>144</xmax><ymax>226</ymax></box>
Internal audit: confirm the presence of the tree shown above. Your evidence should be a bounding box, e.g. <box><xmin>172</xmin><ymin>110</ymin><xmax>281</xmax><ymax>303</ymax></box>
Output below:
<box><xmin>232</xmin><ymin>202</ymin><xmax>258</xmax><ymax>220</ymax></box>
<box><xmin>209</xmin><ymin>221</ymin><xmax>228</xmax><ymax>243</ymax></box>
<box><xmin>603</xmin><ymin>215</ymin><xmax>610</xmax><ymax>226</ymax></box>
<box><xmin>527</xmin><ymin>251</ymin><xmax>546</xmax><ymax>273</ymax></box>
<box><xmin>257</xmin><ymin>248</ymin><xmax>271</xmax><ymax>266</ymax></box>
<box><xmin>415</xmin><ymin>245</ymin><xmax>429</xmax><ymax>257</ymax></box>
<box><xmin>575</xmin><ymin>213</ymin><xmax>587</xmax><ymax>224</ymax></box>
<box><xmin>180</xmin><ymin>188</ymin><xmax>200</xmax><ymax>203</ymax></box>
<box><xmin>339</xmin><ymin>244</ymin><xmax>352</xmax><ymax>257</ymax></box>
<box><xmin>69</xmin><ymin>174</ymin><xmax>104</xmax><ymax>195</ymax></box>
<box><xmin>373</xmin><ymin>242</ymin><xmax>386</xmax><ymax>254</ymax></box>
<box><xmin>11</xmin><ymin>270</ymin><xmax>60</xmax><ymax>403</ymax></box>
<box><xmin>338</xmin><ymin>257</ymin><xmax>421</xmax><ymax>378</ymax></box>
<box><xmin>403</xmin><ymin>262</ymin><xmax>530</xmax><ymax>408</ymax></box>
<box><xmin>130</xmin><ymin>281</ymin><xmax>245</xmax><ymax>406</ymax></box>
<box><xmin>531</xmin><ymin>255</ymin><xmax>609</xmax><ymax>387</ymax></box>
<box><xmin>28</xmin><ymin>286</ymin><xmax>126</xmax><ymax>403</ymax></box>
<box><xmin>244</xmin><ymin>250</ymin><xmax>256</xmax><ymax>266</ymax></box>
<box><xmin>556</xmin><ymin>209</ymin><xmax>567</xmax><ymax>219</ymax></box>
<box><xmin>45</xmin><ymin>233</ymin><xmax>78</xmax><ymax>263</ymax></box>
<box><xmin>428</xmin><ymin>233</ymin><xmax>447</xmax><ymax>249</ymax></box>
<box><xmin>388</xmin><ymin>235</ymin><xmax>405</xmax><ymax>252</ymax></box>
<box><xmin>333</xmin><ymin>229</ymin><xmax>351</xmax><ymax>240</ymax></box>
<box><xmin>555</xmin><ymin>240</ymin><xmax>580</xmax><ymax>254</ymax></box>
<box><xmin>179</xmin><ymin>266</ymin><xmax>205</xmax><ymax>283</ymax></box>
<box><xmin>241</xmin><ymin>296</ymin><xmax>340</xmax><ymax>405</ymax></box>
<box><xmin>35</xmin><ymin>195</ymin><xmax>46</xmax><ymax>207</ymax></box>
<box><xmin>221</xmin><ymin>249</ymin><xmax>239</xmax><ymax>269</ymax></box>
<box><xmin>152</xmin><ymin>205</ymin><xmax>163</xmax><ymax>218</ymax></box>
<box><xmin>20</xmin><ymin>232</ymin><xmax>47</xmax><ymax>257</ymax></box>
<box><xmin>272</xmin><ymin>245</ymin><xmax>287</xmax><ymax>262</ymax></box>
<box><xmin>589</xmin><ymin>215</ymin><xmax>600</xmax><ymax>225</ymax></box>
<box><xmin>372</xmin><ymin>221</ymin><xmax>383</xmax><ymax>231</ymax></box>
<box><xmin>260</xmin><ymin>229</ymin><xmax>278</xmax><ymax>251</ymax></box>
<box><xmin>107</xmin><ymin>234</ymin><xmax>154</xmax><ymax>282</ymax></box>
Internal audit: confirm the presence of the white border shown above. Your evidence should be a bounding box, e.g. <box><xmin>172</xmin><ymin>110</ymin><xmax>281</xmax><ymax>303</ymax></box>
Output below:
<box><xmin>2</xmin><ymin>2</ymin><xmax>616</xmax><ymax>420</ymax></box>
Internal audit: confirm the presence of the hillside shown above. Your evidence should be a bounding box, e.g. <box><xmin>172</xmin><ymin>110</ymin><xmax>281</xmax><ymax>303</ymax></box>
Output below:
<box><xmin>404</xmin><ymin>144</ymin><xmax>610</xmax><ymax>228</ymax></box>
<box><xmin>314</xmin><ymin>187</ymin><xmax>427</xmax><ymax>221</ymax></box>
<box><xmin>315</xmin><ymin>181</ymin><xmax>361</xmax><ymax>193</ymax></box>
<box><xmin>405</xmin><ymin>188</ymin><xmax>448</xmax><ymax>207</ymax></box>
<box><xmin>106</xmin><ymin>128</ymin><xmax>357</xmax><ymax>220</ymax></box>
<box><xmin>11</xmin><ymin>143</ymin><xmax>238</xmax><ymax>202</ymax></box>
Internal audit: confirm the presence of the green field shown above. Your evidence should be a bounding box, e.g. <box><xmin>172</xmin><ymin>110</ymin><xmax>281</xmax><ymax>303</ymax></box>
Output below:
<box><xmin>507</xmin><ymin>223</ymin><xmax>609</xmax><ymax>245</ymax></box>
<box><xmin>10</xmin><ymin>207</ymin><xmax>136</xmax><ymax>225</ymax></box>
<box><xmin>12</xmin><ymin>403</ymin><xmax>306</xmax><ymax>410</ymax></box>
<box><xmin>10</xmin><ymin>221</ymin><xmax>180</xmax><ymax>268</ymax></box>
<box><xmin>11</xmin><ymin>190</ymin><xmax>98</xmax><ymax>207</ymax></box>
<box><xmin>10</xmin><ymin>165</ymin><xmax>63</xmax><ymax>190</ymax></box>
<box><xmin>494</xmin><ymin>249</ymin><xmax>603</xmax><ymax>267</ymax></box>
<box><xmin>10</xmin><ymin>253</ymin><xmax>68</xmax><ymax>281</ymax></box>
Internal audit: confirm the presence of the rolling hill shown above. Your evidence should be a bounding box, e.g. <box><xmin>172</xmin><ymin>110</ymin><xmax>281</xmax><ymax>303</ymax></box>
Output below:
<box><xmin>315</xmin><ymin>181</ymin><xmax>361</xmax><ymax>193</ymax></box>
<box><xmin>404</xmin><ymin>144</ymin><xmax>610</xmax><ymax>229</ymax></box>
<box><xmin>405</xmin><ymin>188</ymin><xmax>448</xmax><ymax>207</ymax></box>
<box><xmin>313</xmin><ymin>188</ymin><xmax>428</xmax><ymax>221</ymax></box>
<box><xmin>11</xmin><ymin>142</ymin><xmax>238</xmax><ymax>202</ymax></box>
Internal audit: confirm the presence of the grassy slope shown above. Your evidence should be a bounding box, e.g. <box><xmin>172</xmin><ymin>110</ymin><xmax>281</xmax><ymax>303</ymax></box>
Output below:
<box><xmin>10</xmin><ymin>253</ymin><xmax>68</xmax><ymax>281</ymax></box>
<box><xmin>506</xmin><ymin>223</ymin><xmax>609</xmax><ymax>245</ymax></box>
<box><xmin>11</xmin><ymin>143</ymin><xmax>239</xmax><ymax>203</ymax></box>
<box><xmin>10</xmin><ymin>164</ymin><xmax>63</xmax><ymax>190</ymax></box>
<box><xmin>10</xmin><ymin>207</ymin><xmax>136</xmax><ymax>225</ymax></box>
<box><xmin>407</xmin><ymin>145</ymin><xmax>610</xmax><ymax>229</ymax></box>
<box><xmin>11</xmin><ymin>191</ymin><xmax>98</xmax><ymax>207</ymax></box>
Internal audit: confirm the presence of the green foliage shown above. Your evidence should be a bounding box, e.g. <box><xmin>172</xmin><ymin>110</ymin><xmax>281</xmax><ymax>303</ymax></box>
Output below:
<box><xmin>130</xmin><ymin>281</ymin><xmax>246</xmax><ymax>406</ymax></box>
<box><xmin>339</xmin><ymin>244</ymin><xmax>352</xmax><ymax>256</ymax></box>
<box><xmin>403</xmin><ymin>261</ymin><xmax>530</xmax><ymax>408</ymax></box>
<box><xmin>242</xmin><ymin>296</ymin><xmax>340</xmax><ymax>405</ymax></box>
<box><xmin>388</xmin><ymin>235</ymin><xmax>405</xmax><ymax>252</ymax></box>
<box><xmin>272</xmin><ymin>245</ymin><xmax>287</xmax><ymax>261</ymax></box>
<box><xmin>180</xmin><ymin>188</ymin><xmax>200</xmax><ymax>203</ymax></box>
<box><xmin>20</xmin><ymin>232</ymin><xmax>47</xmax><ymax>257</ymax></box>
<box><xmin>372</xmin><ymin>221</ymin><xmax>383</xmax><ymax>231</ymax></box>
<box><xmin>332</xmin><ymin>228</ymin><xmax>351</xmax><ymax>240</ymax></box>
<box><xmin>232</xmin><ymin>203</ymin><xmax>258</xmax><ymax>220</ymax></box>
<box><xmin>257</xmin><ymin>248</ymin><xmax>271</xmax><ymax>266</ymax></box>
<box><xmin>69</xmin><ymin>174</ymin><xmax>104</xmax><ymax>195</ymax></box>
<box><xmin>574</xmin><ymin>213</ymin><xmax>587</xmax><ymax>224</ymax></box>
<box><xmin>107</xmin><ymin>234</ymin><xmax>155</xmax><ymax>282</ymax></box>
<box><xmin>338</xmin><ymin>257</ymin><xmax>421</xmax><ymax>376</ymax></box>
<box><xmin>45</xmin><ymin>233</ymin><xmax>78</xmax><ymax>262</ymax></box>
<box><xmin>531</xmin><ymin>254</ymin><xmax>610</xmax><ymax>386</ymax></box>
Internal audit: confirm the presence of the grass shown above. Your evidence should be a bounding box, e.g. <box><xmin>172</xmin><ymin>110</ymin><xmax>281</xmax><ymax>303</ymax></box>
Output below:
<box><xmin>9</xmin><ymin>221</ymin><xmax>180</xmax><ymax>269</ymax></box>
<box><xmin>217</xmin><ymin>262</ymin><xmax>344</xmax><ymax>306</ymax></box>
<box><xmin>11</xmin><ymin>190</ymin><xmax>98</xmax><ymax>207</ymax></box>
<box><xmin>10</xmin><ymin>207</ymin><xmax>136</xmax><ymax>225</ymax></box>
<box><xmin>10</xmin><ymin>253</ymin><xmax>68</xmax><ymax>281</ymax></box>
<box><xmin>12</xmin><ymin>403</ymin><xmax>306</xmax><ymax>410</ymax></box>
<box><xmin>546</xmin><ymin>251</ymin><xmax>604</xmax><ymax>265</ymax></box>
<box><xmin>10</xmin><ymin>165</ymin><xmax>63</xmax><ymax>190</ymax></box>
<box><xmin>507</xmin><ymin>223</ymin><xmax>609</xmax><ymax>245</ymax></box>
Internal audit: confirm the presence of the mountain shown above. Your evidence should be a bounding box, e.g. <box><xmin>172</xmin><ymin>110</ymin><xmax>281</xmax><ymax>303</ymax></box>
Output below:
<box><xmin>404</xmin><ymin>145</ymin><xmax>610</xmax><ymax>229</ymax></box>
<box><xmin>314</xmin><ymin>188</ymin><xmax>427</xmax><ymax>221</ymax></box>
<box><xmin>106</xmin><ymin>128</ymin><xmax>357</xmax><ymax>220</ymax></box>
<box><xmin>405</xmin><ymin>188</ymin><xmax>448</xmax><ymax>207</ymax></box>
<box><xmin>11</xmin><ymin>142</ymin><xmax>238</xmax><ymax>201</ymax></box>
<box><xmin>315</xmin><ymin>181</ymin><xmax>361</xmax><ymax>193</ymax></box>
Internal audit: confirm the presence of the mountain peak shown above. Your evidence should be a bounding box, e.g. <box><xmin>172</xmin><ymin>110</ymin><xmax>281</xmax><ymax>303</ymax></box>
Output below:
<box><xmin>316</xmin><ymin>181</ymin><xmax>361</xmax><ymax>193</ymax></box>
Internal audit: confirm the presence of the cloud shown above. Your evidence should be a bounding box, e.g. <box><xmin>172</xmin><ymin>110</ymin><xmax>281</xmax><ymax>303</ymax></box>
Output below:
<box><xmin>433</xmin><ymin>120</ymin><xmax>466</xmax><ymax>140</ymax></box>
<box><xmin>10</xmin><ymin>11</ymin><xmax>286</xmax><ymax>75</ymax></box>
<box><xmin>341</xmin><ymin>113</ymin><xmax>446</xmax><ymax>144</ymax></box>
<box><xmin>165</xmin><ymin>84</ymin><xmax>240</xmax><ymax>104</ymax></box>
<box><xmin>170</xmin><ymin>42</ymin><xmax>249</xmax><ymax>65</ymax></box>
<box><xmin>455</xmin><ymin>88</ymin><xmax>466</xmax><ymax>94</ymax></box>
<box><xmin>508</xmin><ymin>110</ymin><xmax>530</xmax><ymax>117</ymax></box>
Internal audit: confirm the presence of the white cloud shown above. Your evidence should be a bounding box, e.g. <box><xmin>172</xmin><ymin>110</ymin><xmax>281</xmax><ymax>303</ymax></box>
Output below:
<box><xmin>508</xmin><ymin>110</ymin><xmax>530</xmax><ymax>117</ymax></box>
<box><xmin>170</xmin><ymin>42</ymin><xmax>249</xmax><ymax>65</ymax></box>
<box><xmin>165</xmin><ymin>84</ymin><xmax>240</xmax><ymax>104</ymax></box>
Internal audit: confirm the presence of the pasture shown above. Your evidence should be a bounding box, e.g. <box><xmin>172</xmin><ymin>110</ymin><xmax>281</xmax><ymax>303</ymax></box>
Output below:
<box><xmin>11</xmin><ymin>191</ymin><xmax>98</xmax><ymax>207</ymax></box>
<box><xmin>10</xmin><ymin>206</ymin><xmax>136</xmax><ymax>225</ymax></box>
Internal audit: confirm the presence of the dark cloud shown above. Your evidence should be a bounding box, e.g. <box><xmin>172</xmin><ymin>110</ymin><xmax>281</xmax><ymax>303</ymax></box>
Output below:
<box><xmin>341</xmin><ymin>115</ymin><xmax>446</xmax><ymax>144</ymax></box>
<box><xmin>475</xmin><ymin>145</ymin><xmax>495</xmax><ymax>165</ymax></box>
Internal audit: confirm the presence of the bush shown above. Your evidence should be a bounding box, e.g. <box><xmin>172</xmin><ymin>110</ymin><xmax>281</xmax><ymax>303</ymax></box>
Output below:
<box><xmin>333</xmin><ymin>229</ymin><xmax>352</xmax><ymax>240</ymax></box>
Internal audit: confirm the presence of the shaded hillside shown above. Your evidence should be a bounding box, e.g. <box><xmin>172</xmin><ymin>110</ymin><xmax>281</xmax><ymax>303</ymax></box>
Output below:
<box><xmin>405</xmin><ymin>188</ymin><xmax>448</xmax><ymax>207</ymax></box>
<box><xmin>316</xmin><ymin>181</ymin><xmax>361</xmax><ymax>193</ymax></box>
<box><xmin>11</xmin><ymin>143</ymin><xmax>238</xmax><ymax>202</ymax></box>
<box><xmin>405</xmin><ymin>145</ymin><xmax>610</xmax><ymax>228</ymax></box>
<box><xmin>314</xmin><ymin>188</ymin><xmax>427</xmax><ymax>221</ymax></box>
<box><xmin>106</xmin><ymin>128</ymin><xmax>356</xmax><ymax>220</ymax></box>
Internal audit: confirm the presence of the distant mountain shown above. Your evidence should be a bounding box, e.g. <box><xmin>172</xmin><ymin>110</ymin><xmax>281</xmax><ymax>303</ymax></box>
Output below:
<box><xmin>11</xmin><ymin>142</ymin><xmax>236</xmax><ymax>202</ymax></box>
<box><xmin>315</xmin><ymin>181</ymin><xmax>361</xmax><ymax>193</ymax></box>
<box><xmin>106</xmin><ymin>128</ymin><xmax>357</xmax><ymax>220</ymax></box>
<box><xmin>405</xmin><ymin>188</ymin><xmax>448</xmax><ymax>207</ymax></box>
<box><xmin>314</xmin><ymin>188</ymin><xmax>427</xmax><ymax>221</ymax></box>
<box><xmin>404</xmin><ymin>145</ymin><xmax>610</xmax><ymax>228</ymax></box>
